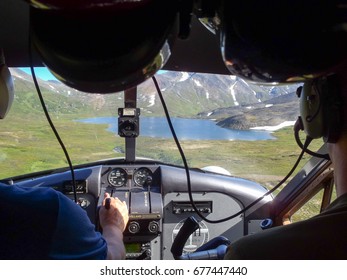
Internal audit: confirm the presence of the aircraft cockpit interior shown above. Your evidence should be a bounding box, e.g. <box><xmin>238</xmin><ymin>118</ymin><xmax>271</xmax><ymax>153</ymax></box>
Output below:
<box><xmin>1</xmin><ymin>0</ymin><xmax>347</xmax><ymax>261</ymax></box>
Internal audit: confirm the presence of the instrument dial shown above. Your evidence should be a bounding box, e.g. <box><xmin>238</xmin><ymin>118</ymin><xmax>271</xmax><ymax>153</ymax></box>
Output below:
<box><xmin>108</xmin><ymin>168</ymin><xmax>127</xmax><ymax>187</ymax></box>
<box><xmin>133</xmin><ymin>167</ymin><xmax>153</xmax><ymax>187</ymax></box>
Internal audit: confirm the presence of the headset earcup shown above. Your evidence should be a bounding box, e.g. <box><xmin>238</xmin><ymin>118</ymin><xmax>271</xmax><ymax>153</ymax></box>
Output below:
<box><xmin>0</xmin><ymin>63</ymin><xmax>14</xmax><ymax>119</ymax></box>
<box><xmin>299</xmin><ymin>76</ymin><xmax>342</xmax><ymax>143</ymax></box>
<box><xmin>299</xmin><ymin>80</ymin><xmax>324</xmax><ymax>139</ymax></box>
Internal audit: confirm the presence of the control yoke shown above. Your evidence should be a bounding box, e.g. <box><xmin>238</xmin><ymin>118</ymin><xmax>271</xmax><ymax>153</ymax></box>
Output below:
<box><xmin>171</xmin><ymin>216</ymin><xmax>231</xmax><ymax>260</ymax></box>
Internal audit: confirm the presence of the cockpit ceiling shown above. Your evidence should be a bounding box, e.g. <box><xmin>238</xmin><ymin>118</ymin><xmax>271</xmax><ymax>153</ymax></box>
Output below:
<box><xmin>0</xmin><ymin>0</ymin><xmax>229</xmax><ymax>75</ymax></box>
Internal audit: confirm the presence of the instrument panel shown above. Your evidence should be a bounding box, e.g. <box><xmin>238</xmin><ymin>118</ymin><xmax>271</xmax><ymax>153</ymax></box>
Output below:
<box><xmin>12</xmin><ymin>161</ymin><xmax>272</xmax><ymax>260</ymax></box>
<box><xmin>100</xmin><ymin>164</ymin><xmax>163</xmax><ymax>259</ymax></box>
<box><xmin>103</xmin><ymin>166</ymin><xmax>157</xmax><ymax>190</ymax></box>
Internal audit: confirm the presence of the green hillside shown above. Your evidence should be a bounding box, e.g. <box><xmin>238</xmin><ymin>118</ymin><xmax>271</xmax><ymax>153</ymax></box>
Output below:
<box><xmin>0</xmin><ymin>70</ymin><xmax>325</xmax><ymax>224</ymax></box>
<box><xmin>0</xmin><ymin>72</ymin><xmax>323</xmax><ymax>190</ymax></box>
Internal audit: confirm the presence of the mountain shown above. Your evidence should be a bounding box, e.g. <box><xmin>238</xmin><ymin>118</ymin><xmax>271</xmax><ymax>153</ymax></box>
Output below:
<box><xmin>213</xmin><ymin>92</ymin><xmax>300</xmax><ymax>130</ymax></box>
<box><xmin>139</xmin><ymin>71</ymin><xmax>300</xmax><ymax>118</ymax></box>
<box><xmin>9</xmin><ymin>68</ymin><xmax>301</xmax><ymax>128</ymax></box>
<box><xmin>136</xmin><ymin>71</ymin><xmax>301</xmax><ymax>129</ymax></box>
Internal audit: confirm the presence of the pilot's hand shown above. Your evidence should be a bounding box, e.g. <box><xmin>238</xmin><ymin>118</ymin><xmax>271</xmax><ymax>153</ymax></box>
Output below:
<box><xmin>99</xmin><ymin>193</ymin><xmax>129</xmax><ymax>232</ymax></box>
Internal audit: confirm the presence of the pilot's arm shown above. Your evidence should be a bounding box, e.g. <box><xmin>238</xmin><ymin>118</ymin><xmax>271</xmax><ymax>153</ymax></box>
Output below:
<box><xmin>99</xmin><ymin>193</ymin><xmax>129</xmax><ymax>260</ymax></box>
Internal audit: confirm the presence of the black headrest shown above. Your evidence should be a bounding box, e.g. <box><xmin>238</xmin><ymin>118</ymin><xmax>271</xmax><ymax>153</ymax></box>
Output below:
<box><xmin>201</xmin><ymin>0</ymin><xmax>347</xmax><ymax>83</ymax></box>
<box><xmin>28</xmin><ymin>0</ymin><xmax>179</xmax><ymax>93</ymax></box>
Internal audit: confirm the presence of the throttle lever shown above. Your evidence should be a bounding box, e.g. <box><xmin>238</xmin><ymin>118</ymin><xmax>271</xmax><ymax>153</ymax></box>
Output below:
<box><xmin>178</xmin><ymin>244</ymin><xmax>229</xmax><ymax>260</ymax></box>
<box><xmin>180</xmin><ymin>236</ymin><xmax>231</xmax><ymax>260</ymax></box>
<box><xmin>171</xmin><ymin>216</ymin><xmax>200</xmax><ymax>259</ymax></box>
<box><xmin>105</xmin><ymin>197</ymin><xmax>111</xmax><ymax>210</ymax></box>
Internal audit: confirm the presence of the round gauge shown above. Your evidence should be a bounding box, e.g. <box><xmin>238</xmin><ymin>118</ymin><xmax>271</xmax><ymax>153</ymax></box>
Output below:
<box><xmin>108</xmin><ymin>168</ymin><xmax>127</xmax><ymax>187</ymax></box>
<box><xmin>133</xmin><ymin>167</ymin><xmax>153</xmax><ymax>187</ymax></box>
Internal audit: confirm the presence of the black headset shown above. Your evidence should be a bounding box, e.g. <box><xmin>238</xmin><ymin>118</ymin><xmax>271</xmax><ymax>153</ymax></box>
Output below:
<box><xmin>295</xmin><ymin>74</ymin><xmax>343</xmax><ymax>159</ymax></box>
<box><xmin>298</xmin><ymin>75</ymin><xmax>342</xmax><ymax>143</ymax></box>
<box><xmin>0</xmin><ymin>49</ymin><xmax>14</xmax><ymax>119</ymax></box>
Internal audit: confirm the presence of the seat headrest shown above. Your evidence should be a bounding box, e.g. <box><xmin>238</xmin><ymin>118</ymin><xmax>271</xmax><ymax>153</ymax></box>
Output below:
<box><xmin>28</xmin><ymin>0</ymin><xmax>179</xmax><ymax>93</ymax></box>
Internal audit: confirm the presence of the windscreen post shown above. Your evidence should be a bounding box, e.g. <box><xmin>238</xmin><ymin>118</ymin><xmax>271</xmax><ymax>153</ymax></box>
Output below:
<box><xmin>119</xmin><ymin>87</ymin><xmax>140</xmax><ymax>162</ymax></box>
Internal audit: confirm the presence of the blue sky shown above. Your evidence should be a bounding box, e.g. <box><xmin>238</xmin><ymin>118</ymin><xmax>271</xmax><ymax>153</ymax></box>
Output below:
<box><xmin>19</xmin><ymin>67</ymin><xmax>58</xmax><ymax>81</ymax></box>
<box><xmin>19</xmin><ymin>67</ymin><xmax>167</xmax><ymax>81</ymax></box>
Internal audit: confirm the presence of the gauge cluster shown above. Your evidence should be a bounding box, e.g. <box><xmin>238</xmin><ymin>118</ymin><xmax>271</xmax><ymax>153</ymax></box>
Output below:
<box><xmin>104</xmin><ymin>166</ymin><xmax>157</xmax><ymax>189</ymax></box>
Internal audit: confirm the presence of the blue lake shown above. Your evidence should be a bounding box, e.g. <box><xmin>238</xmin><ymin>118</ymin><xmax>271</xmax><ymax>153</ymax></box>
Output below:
<box><xmin>78</xmin><ymin>117</ymin><xmax>275</xmax><ymax>141</ymax></box>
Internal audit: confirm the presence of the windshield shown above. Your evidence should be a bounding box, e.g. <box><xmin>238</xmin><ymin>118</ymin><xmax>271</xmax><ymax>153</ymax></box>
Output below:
<box><xmin>1</xmin><ymin>68</ymin><xmax>323</xmax><ymax>190</ymax></box>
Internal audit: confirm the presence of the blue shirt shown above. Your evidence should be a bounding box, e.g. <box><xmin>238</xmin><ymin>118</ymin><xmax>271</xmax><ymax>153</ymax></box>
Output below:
<box><xmin>0</xmin><ymin>183</ymin><xmax>107</xmax><ymax>259</ymax></box>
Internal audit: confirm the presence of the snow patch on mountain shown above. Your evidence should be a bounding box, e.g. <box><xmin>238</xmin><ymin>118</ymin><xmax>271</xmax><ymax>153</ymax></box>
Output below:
<box><xmin>147</xmin><ymin>95</ymin><xmax>155</xmax><ymax>107</ymax></box>
<box><xmin>193</xmin><ymin>79</ymin><xmax>202</xmax><ymax>87</ymax></box>
<box><xmin>250</xmin><ymin>121</ymin><xmax>296</xmax><ymax>131</ymax></box>
<box><xmin>179</xmin><ymin>72</ymin><xmax>190</xmax><ymax>82</ymax></box>
<box><xmin>230</xmin><ymin>83</ymin><xmax>239</xmax><ymax>106</ymax></box>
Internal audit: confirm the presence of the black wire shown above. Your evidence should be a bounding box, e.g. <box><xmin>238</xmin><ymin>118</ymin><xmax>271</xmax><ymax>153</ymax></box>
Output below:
<box><xmin>294</xmin><ymin>118</ymin><xmax>330</xmax><ymax>160</ymax></box>
<box><xmin>28</xmin><ymin>33</ymin><xmax>78</xmax><ymax>204</ymax></box>
<box><xmin>153</xmin><ymin>75</ymin><xmax>312</xmax><ymax>224</ymax></box>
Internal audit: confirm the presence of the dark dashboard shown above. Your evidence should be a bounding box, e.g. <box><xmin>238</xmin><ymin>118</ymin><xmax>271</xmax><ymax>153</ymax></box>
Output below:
<box><xmin>9</xmin><ymin>160</ymin><xmax>272</xmax><ymax>260</ymax></box>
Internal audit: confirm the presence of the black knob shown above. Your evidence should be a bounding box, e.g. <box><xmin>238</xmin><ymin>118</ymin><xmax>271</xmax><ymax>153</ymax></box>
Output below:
<box><xmin>148</xmin><ymin>221</ymin><xmax>159</xmax><ymax>233</ymax></box>
<box><xmin>128</xmin><ymin>221</ymin><xmax>140</xmax><ymax>234</ymax></box>
<box><xmin>145</xmin><ymin>176</ymin><xmax>153</xmax><ymax>186</ymax></box>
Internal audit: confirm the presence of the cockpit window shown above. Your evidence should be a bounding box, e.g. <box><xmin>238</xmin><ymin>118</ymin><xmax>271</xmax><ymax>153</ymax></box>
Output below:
<box><xmin>1</xmin><ymin>68</ymin><xmax>324</xmax><ymax>192</ymax></box>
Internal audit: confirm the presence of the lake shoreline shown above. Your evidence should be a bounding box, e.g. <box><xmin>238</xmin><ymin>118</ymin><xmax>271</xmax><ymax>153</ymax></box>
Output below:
<box><xmin>77</xmin><ymin>116</ymin><xmax>276</xmax><ymax>141</ymax></box>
